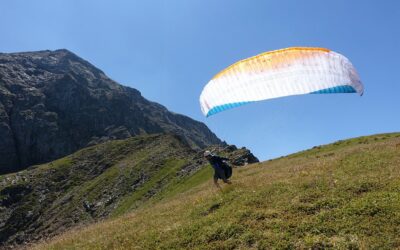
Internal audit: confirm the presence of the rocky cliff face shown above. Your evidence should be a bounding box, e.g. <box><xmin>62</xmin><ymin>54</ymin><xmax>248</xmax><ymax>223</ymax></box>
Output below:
<box><xmin>0</xmin><ymin>49</ymin><xmax>222</xmax><ymax>174</ymax></box>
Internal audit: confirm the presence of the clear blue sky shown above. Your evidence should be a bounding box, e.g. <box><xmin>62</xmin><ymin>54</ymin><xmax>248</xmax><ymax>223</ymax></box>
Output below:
<box><xmin>1</xmin><ymin>0</ymin><xmax>399</xmax><ymax>160</ymax></box>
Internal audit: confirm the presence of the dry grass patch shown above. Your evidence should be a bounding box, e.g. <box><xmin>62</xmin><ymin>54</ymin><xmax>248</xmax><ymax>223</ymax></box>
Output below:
<box><xmin>35</xmin><ymin>133</ymin><xmax>400</xmax><ymax>249</ymax></box>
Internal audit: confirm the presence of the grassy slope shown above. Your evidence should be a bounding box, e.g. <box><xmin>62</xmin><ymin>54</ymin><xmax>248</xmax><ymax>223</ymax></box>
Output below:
<box><xmin>0</xmin><ymin>134</ymin><xmax>202</xmax><ymax>245</ymax></box>
<box><xmin>35</xmin><ymin>133</ymin><xmax>400</xmax><ymax>249</ymax></box>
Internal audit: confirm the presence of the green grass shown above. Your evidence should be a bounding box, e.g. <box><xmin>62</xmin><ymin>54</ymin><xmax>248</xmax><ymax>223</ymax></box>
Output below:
<box><xmin>112</xmin><ymin>158</ymin><xmax>187</xmax><ymax>217</ymax></box>
<box><xmin>153</xmin><ymin>164</ymin><xmax>213</xmax><ymax>200</ymax></box>
<box><xmin>35</xmin><ymin>132</ymin><xmax>400</xmax><ymax>249</ymax></box>
<box><xmin>1</xmin><ymin>134</ymin><xmax>212</xmax><ymax>246</ymax></box>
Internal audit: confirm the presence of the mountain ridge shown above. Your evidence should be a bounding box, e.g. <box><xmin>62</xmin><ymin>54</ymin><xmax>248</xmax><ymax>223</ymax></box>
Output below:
<box><xmin>0</xmin><ymin>49</ymin><xmax>222</xmax><ymax>174</ymax></box>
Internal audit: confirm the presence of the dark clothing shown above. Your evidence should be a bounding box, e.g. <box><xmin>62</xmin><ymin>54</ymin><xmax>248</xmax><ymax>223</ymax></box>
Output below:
<box><xmin>207</xmin><ymin>155</ymin><xmax>232</xmax><ymax>180</ymax></box>
<box><xmin>214</xmin><ymin>166</ymin><xmax>232</xmax><ymax>180</ymax></box>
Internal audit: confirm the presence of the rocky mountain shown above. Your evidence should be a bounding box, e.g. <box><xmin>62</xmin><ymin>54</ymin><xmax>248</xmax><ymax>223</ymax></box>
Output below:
<box><xmin>0</xmin><ymin>133</ymin><xmax>258</xmax><ymax>246</ymax></box>
<box><xmin>0</xmin><ymin>49</ymin><xmax>222</xmax><ymax>174</ymax></box>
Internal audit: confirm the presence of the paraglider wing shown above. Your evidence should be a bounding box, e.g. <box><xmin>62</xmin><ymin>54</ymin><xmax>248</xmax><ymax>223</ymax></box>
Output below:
<box><xmin>199</xmin><ymin>47</ymin><xmax>363</xmax><ymax>117</ymax></box>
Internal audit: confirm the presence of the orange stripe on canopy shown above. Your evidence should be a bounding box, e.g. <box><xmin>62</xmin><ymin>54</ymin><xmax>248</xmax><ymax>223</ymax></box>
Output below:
<box><xmin>212</xmin><ymin>47</ymin><xmax>331</xmax><ymax>80</ymax></box>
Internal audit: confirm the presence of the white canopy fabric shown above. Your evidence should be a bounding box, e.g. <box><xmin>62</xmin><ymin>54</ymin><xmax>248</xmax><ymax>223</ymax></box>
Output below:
<box><xmin>200</xmin><ymin>47</ymin><xmax>363</xmax><ymax>117</ymax></box>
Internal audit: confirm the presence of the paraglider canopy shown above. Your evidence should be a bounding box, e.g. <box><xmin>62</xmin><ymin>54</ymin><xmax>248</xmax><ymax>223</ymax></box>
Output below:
<box><xmin>200</xmin><ymin>47</ymin><xmax>363</xmax><ymax>117</ymax></box>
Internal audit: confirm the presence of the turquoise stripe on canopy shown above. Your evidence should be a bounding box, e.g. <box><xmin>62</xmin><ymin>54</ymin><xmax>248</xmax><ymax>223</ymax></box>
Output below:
<box><xmin>310</xmin><ymin>85</ymin><xmax>356</xmax><ymax>94</ymax></box>
<box><xmin>206</xmin><ymin>85</ymin><xmax>356</xmax><ymax>117</ymax></box>
<box><xmin>206</xmin><ymin>101</ymin><xmax>253</xmax><ymax>117</ymax></box>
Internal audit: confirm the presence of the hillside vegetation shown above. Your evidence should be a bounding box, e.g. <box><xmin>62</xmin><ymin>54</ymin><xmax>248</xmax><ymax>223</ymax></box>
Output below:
<box><xmin>33</xmin><ymin>133</ymin><xmax>400</xmax><ymax>249</ymax></box>
<box><xmin>0</xmin><ymin>134</ymin><xmax>255</xmax><ymax>246</ymax></box>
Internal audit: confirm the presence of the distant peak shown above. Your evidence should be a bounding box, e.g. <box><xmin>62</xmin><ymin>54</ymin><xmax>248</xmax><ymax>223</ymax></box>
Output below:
<box><xmin>51</xmin><ymin>49</ymin><xmax>78</xmax><ymax>56</ymax></box>
<box><xmin>54</xmin><ymin>48</ymin><xmax>71</xmax><ymax>53</ymax></box>
<box><xmin>0</xmin><ymin>49</ymin><xmax>76</xmax><ymax>58</ymax></box>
